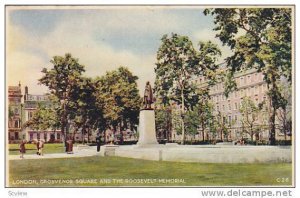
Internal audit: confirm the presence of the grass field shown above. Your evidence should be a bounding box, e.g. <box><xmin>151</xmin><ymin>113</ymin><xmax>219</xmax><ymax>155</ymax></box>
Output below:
<box><xmin>8</xmin><ymin>143</ymin><xmax>77</xmax><ymax>155</ymax></box>
<box><xmin>8</xmin><ymin>156</ymin><xmax>292</xmax><ymax>187</ymax></box>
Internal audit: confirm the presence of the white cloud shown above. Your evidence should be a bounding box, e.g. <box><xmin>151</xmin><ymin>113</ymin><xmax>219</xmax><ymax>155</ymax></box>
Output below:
<box><xmin>7</xmin><ymin>11</ymin><xmax>158</xmax><ymax>95</ymax></box>
<box><xmin>6</xmin><ymin>50</ymin><xmax>49</xmax><ymax>94</ymax></box>
<box><xmin>7</xmin><ymin>8</ymin><xmax>226</xmax><ymax>96</ymax></box>
<box><xmin>192</xmin><ymin>28</ymin><xmax>233</xmax><ymax>63</ymax></box>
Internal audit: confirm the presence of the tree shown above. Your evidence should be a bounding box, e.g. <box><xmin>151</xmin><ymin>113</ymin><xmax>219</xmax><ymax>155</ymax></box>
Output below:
<box><xmin>24</xmin><ymin>103</ymin><xmax>60</xmax><ymax>141</ymax></box>
<box><xmin>155</xmin><ymin>105</ymin><xmax>172</xmax><ymax>142</ymax></box>
<box><xmin>276</xmin><ymin>80</ymin><xmax>292</xmax><ymax>141</ymax></box>
<box><xmin>239</xmin><ymin>97</ymin><xmax>260</xmax><ymax>141</ymax></box>
<box><xmin>204</xmin><ymin>8</ymin><xmax>292</xmax><ymax>145</ymax></box>
<box><xmin>196</xmin><ymin>90</ymin><xmax>215</xmax><ymax>142</ymax></box>
<box><xmin>215</xmin><ymin>111</ymin><xmax>230</xmax><ymax>142</ymax></box>
<box><xmin>155</xmin><ymin>33</ymin><xmax>221</xmax><ymax>144</ymax></box>
<box><xmin>70</xmin><ymin>77</ymin><xmax>104</xmax><ymax>143</ymax></box>
<box><xmin>95</xmin><ymin>67</ymin><xmax>141</xmax><ymax>143</ymax></box>
<box><xmin>39</xmin><ymin>53</ymin><xmax>85</xmax><ymax>144</ymax></box>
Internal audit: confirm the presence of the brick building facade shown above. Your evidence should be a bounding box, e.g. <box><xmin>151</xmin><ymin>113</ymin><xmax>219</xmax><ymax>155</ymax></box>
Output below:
<box><xmin>170</xmin><ymin>68</ymin><xmax>291</xmax><ymax>143</ymax></box>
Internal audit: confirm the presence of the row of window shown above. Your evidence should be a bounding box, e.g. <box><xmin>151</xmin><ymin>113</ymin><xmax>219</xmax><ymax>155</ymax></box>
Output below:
<box><xmin>198</xmin><ymin>72</ymin><xmax>264</xmax><ymax>86</ymax></box>
<box><xmin>215</xmin><ymin>96</ymin><xmax>266</xmax><ymax>112</ymax></box>
<box><xmin>29</xmin><ymin>132</ymin><xmax>61</xmax><ymax>140</ymax></box>
<box><xmin>211</xmin><ymin>84</ymin><xmax>268</xmax><ymax>102</ymax></box>
<box><xmin>26</xmin><ymin>95</ymin><xmax>48</xmax><ymax>101</ymax></box>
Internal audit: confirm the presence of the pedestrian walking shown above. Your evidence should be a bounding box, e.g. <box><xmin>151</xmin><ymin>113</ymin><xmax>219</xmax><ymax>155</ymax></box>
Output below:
<box><xmin>36</xmin><ymin>139</ymin><xmax>45</xmax><ymax>155</ymax></box>
<box><xmin>66</xmin><ymin>139</ymin><xmax>74</xmax><ymax>154</ymax></box>
<box><xmin>19</xmin><ymin>139</ymin><xmax>26</xmax><ymax>158</ymax></box>
<box><xmin>96</xmin><ymin>133</ymin><xmax>101</xmax><ymax>152</ymax></box>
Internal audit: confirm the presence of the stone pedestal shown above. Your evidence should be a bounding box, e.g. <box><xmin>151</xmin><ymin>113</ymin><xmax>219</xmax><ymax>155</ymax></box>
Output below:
<box><xmin>99</xmin><ymin>145</ymin><xmax>119</xmax><ymax>156</ymax></box>
<box><xmin>137</xmin><ymin>110</ymin><xmax>158</xmax><ymax>146</ymax></box>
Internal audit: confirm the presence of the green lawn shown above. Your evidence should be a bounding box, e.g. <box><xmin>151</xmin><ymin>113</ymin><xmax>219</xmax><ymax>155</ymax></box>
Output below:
<box><xmin>8</xmin><ymin>143</ymin><xmax>78</xmax><ymax>155</ymax></box>
<box><xmin>8</xmin><ymin>156</ymin><xmax>292</xmax><ymax>187</ymax></box>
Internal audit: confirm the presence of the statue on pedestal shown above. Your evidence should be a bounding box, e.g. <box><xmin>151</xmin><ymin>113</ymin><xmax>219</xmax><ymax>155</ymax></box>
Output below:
<box><xmin>143</xmin><ymin>81</ymin><xmax>153</xmax><ymax>110</ymax></box>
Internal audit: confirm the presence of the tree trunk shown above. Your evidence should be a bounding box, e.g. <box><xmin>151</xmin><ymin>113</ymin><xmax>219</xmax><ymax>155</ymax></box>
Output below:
<box><xmin>103</xmin><ymin>130</ymin><xmax>106</xmax><ymax>144</ymax></box>
<box><xmin>61</xmin><ymin>103</ymin><xmax>67</xmax><ymax>150</ymax></box>
<box><xmin>82</xmin><ymin>126</ymin><xmax>85</xmax><ymax>144</ymax></box>
<box><xmin>250</xmin><ymin>126</ymin><xmax>254</xmax><ymax>142</ymax></box>
<box><xmin>180</xmin><ymin>88</ymin><xmax>185</xmax><ymax>145</ymax></box>
<box><xmin>202</xmin><ymin>119</ymin><xmax>205</xmax><ymax>142</ymax></box>
<box><xmin>283</xmin><ymin>108</ymin><xmax>287</xmax><ymax>141</ymax></box>
<box><xmin>269</xmin><ymin>105</ymin><xmax>276</xmax><ymax>145</ymax></box>
<box><xmin>167</xmin><ymin>109</ymin><xmax>171</xmax><ymax>143</ymax></box>
<box><xmin>220</xmin><ymin>129</ymin><xmax>223</xmax><ymax>141</ymax></box>
<box><xmin>87</xmin><ymin>127</ymin><xmax>90</xmax><ymax>143</ymax></box>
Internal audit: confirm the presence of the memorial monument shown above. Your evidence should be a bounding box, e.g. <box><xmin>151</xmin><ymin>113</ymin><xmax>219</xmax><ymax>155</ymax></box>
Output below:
<box><xmin>137</xmin><ymin>81</ymin><xmax>159</xmax><ymax>146</ymax></box>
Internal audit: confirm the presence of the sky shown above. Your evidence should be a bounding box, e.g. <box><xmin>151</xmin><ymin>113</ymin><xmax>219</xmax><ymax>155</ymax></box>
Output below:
<box><xmin>6</xmin><ymin>6</ymin><xmax>232</xmax><ymax>95</ymax></box>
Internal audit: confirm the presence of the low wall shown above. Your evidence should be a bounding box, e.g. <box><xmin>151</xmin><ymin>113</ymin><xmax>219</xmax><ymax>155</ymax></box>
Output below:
<box><xmin>108</xmin><ymin>145</ymin><xmax>292</xmax><ymax>163</ymax></box>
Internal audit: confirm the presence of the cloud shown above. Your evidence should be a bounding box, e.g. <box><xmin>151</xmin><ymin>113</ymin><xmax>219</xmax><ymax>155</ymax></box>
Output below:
<box><xmin>192</xmin><ymin>28</ymin><xmax>233</xmax><ymax>63</ymax></box>
<box><xmin>6</xmin><ymin>7</ymin><xmax>225</xmax><ymax>96</ymax></box>
<box><xmin>7</xmin><ymin>10</ymin><xmax>158</xmax><ymax>95</ymax></box>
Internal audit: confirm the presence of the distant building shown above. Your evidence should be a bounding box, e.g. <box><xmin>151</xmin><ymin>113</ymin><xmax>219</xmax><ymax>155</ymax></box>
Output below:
<box><xmin>170</xmin><ymin>68</ymin><xmax>291</xmax><ymax>143</ymax></box>
<box><xmin>7</xmin><ymin>83</ymin><xmax>63</xmax><ymax>143</ymax></box>
<box><xmin>23</xmin><ymin>86</ymin><xmax>63</xmax><ymax>143</ymax></box>
<box><xmin>8</xmin><ymin>82</ymin><xmax>23</xmax><ymax>142</ymax></box>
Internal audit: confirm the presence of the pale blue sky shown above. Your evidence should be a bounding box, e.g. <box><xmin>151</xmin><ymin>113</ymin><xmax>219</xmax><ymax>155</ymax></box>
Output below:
<box><xmin>7</xmin><ymin>6</ymin><xmax>231</xmax><ymax>95</ymax></box>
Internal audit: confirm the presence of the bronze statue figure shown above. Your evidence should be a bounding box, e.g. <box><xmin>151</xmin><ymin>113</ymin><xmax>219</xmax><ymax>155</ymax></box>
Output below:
<box><xmin>143</xmin><ymin>81</ymin><xmax>153</xmax><ymax>109</ymax></box>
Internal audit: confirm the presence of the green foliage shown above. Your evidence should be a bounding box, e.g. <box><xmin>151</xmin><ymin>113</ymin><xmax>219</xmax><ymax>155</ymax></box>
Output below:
<box><xmin>204</xmin><ymin>8</ymin><xmax>292</xmax><ymax>144</ymax></box>
<box><xmin>239</xmin><ymin>97</ymin><xmax>260</xmax><ymax>141</ymax></box>
<box><xmin>155</xmin><ymin>33</ymin><xmax>221</xmax><ymax>107</ymax></box>
<box><xmin>24</xmin><ymin>103</ymin><xmax>60</xmax><ymax>131</ymax></box>
<box><xmin>95</xmin><ymin>67</ymin><xmax>141</xmax><ymax>132</ymax></box>
<box><xmin>39</xmin><ymin>53</ymin><xmax>86</xmax><ymax>139</ymax></box>
<box><xmin>69</xmin><ymin>77</ymin><xmax>104</xmax><ymax>141</ymax></box>
<box><xmin>155</xmin><ymin>33</ymin><xmax>221</xmax><ymax>144</ymax></box>
<box><xmin>39</xmin><ymin>53</ymin><xmax>85</xmax><ymax>99</ymax></box>
<box><xmin>155</xmin><ymin>106</ymin><xmax>172</xmax><ymax>141</ymax></box>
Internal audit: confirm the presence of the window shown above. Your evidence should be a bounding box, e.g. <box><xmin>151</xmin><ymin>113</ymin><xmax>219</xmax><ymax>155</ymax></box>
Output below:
<box><xmin>228</xmin><ymin>116</ymin><xmax>232</xmax><ymax>124</ymax></box>
<box><xmin>37</xmin><ymin>133</ymin><xmax>40</xmax><ymax>140</ymax></box>
<box><xmin>235</xmin><ymin>115</ymin><xmax>238</xmax><ymax>122</ymax></box>
<box><xmin>259</xmin><ymin>85</ymin><xmax>262</xmax><ymax>93</ymax></box>
<box><xmin>217</xmin><ymin>106</ymin><xmax>219</xmax><ymax>111</ymax></box>
<box><xmin>30</xmin><ymin>133</ymin><xmax>33</xmax><ymax>141</ymax></box>
<box><xmin>263</xmin><ymin>96</ymin><xmax>267</xmax><ymax>101</ymax></box>
<box><xmin>14</xmin><ymin>120</ymin><xmax>19</xmax><ymax>128</ymax></box>
<box><xmin>57</xmin><ymin>133</ymin><xmax>60</xmax><ymax>140</ymax></box>
<box><xmin>15</xmin><ymin>132</ymin><xmax>19</xmax><ymax>140</ymax></box>
<box><xmin>28</xmin><ymin>111</ymin><xmax>33</xmax><ymax>119</ymax></box>
<box><xmin>235</xmin><ymin>103</ymin><xmax>238</xmax><ymax>110</ymax></box>
<box><xmin>228</xmin><ymin>103</ymin><xmax>231</xmax><ymax>111</ymax></box>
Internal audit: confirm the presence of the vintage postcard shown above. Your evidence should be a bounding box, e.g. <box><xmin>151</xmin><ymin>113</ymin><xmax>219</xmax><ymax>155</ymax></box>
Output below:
<box><xmin>5</xmin><ymin>5</ymin><xmax>294</xmax><ymax>190</ymax></box>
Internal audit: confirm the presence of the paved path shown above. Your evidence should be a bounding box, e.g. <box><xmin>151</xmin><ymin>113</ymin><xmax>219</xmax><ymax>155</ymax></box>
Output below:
<box><xmin>9</xmin><ymin>146</ymin><xmax>100</xmax><ymax>160</ymax></box>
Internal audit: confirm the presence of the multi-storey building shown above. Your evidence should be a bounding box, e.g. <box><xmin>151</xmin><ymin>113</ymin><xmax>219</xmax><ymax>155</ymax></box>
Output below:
<box><xmin>206</xmin><ymin>68</ymin><xmax>270</xmax><ymax>141</ymax></box>
<box><xmin>8</xmin><ymin>83</ymin><xmax>23</xmax><ymax>142</ymax></box>
<box><xmin>170</xmin><ymin>68</ymin><xmax>291</xmax><ymax>143</ymax></box>
<box><xmin>23</xmin><ymin>86</ymin><xmax>63</xmax><ymax>142</ymax></box>
<box><xmin>7</xmin><ymin>84</ymin><xmax>63</xmax><ymax>143</ymax></box>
